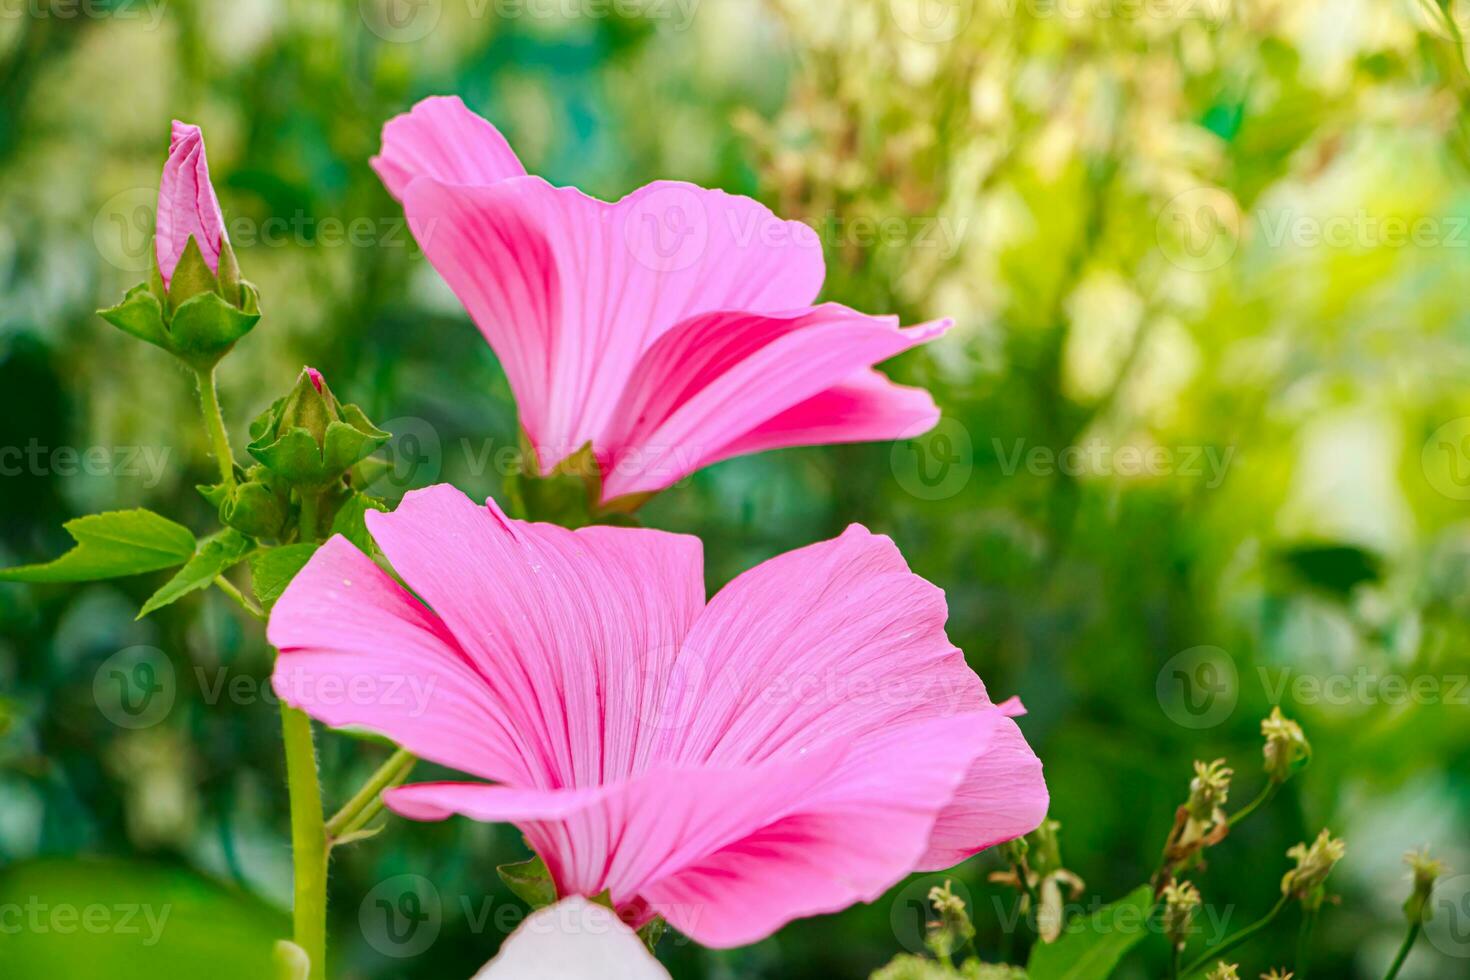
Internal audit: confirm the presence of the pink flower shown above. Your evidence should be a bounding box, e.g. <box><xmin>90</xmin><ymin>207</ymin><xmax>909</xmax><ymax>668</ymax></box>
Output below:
<box><xmin>268</xmin><ymin>484</ymin><xmax>1048</xmax><ymax>948</ymax></box>
<box><xmin>156</xmin><ymin>121</ymin><xmax>228</xmax><ymax>289</ymax></box>
<box><xmin>371</xmin><ymin>97</ymin><xmax>950</xmax><ymax>504</ymax></box>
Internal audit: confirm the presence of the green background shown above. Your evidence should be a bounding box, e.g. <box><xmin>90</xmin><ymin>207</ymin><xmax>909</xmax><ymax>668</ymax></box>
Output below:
<box><xmin>3</xmin><ymin>1</ymin><xmax>1470</xmax><ymax>977</ymax></box>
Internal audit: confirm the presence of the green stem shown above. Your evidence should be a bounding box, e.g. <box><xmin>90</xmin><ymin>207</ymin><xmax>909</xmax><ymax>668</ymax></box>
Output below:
<box><xmin>325</xmin><ymin>749</ymin><xmax>416</xmax><ymax>842</ymax></box>
<box><xmin>195</xmin><ymin>367</ymin><xmax>236</xmax><ymax>490</ymax></box>
<box><xmin>281</xmin><ymin>705</ymin><xmax>327</xmax><ymax>980</ymax></box>
<box><xmin>1382</xmin><ymin>922</ymin><xmax>1421</xmax><ymax>980</ymax></box>
<box><xmin>1297</xmin><ymin>905</ymin><xmax>1318</xmax><ymax>979</ymax></box>
<box><xmin>1181</xmin><ymin>895</ymin><xmax>1289</xmax><ymax>977</ymax></box>
<box><xmin>298</xmin><ymin>492</ymin><xmax>320</xmax><ymax>543</ymax></box>
<box><xmin>1229</xmin><ymin>781</ymin><xmax>1279</xmax><ymax>828</ymax></box>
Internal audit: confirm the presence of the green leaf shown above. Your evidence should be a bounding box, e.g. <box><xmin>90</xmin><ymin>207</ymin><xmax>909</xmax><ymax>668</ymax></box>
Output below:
<box><xmin>138</xmin><ymin>529</ymin><xmax>255</xmax><ymax>618</ymax></box>
<box><xmin>1026</xmin><ymin>886</ymin><xmax>1153</xmax><ymax>980</ymax></box>
<box><xmin>497</xmin><ymin>855</ymin><xmax>557</xmax><ymax>909</ymax></box>
<box><xmin>329</xmin><ymin>492</ymin><xmax>389</xmax><ymax>552</ymax></box>
<box><xmin>248</xmin><ymin>543</ymin><xmax>318</xmax><ymax>611</ymax></box>
<box><xmin>0</xmin><ymin>510</ymin><xmax>195</xmax><ymax>584</ymax></box>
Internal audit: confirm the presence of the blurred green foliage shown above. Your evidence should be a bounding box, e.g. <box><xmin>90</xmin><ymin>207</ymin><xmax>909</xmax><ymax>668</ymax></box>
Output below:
<box><xmin>2</xmin><ymin>1</ymin><xmax>1470</xmax><ymax>977</ymax></box>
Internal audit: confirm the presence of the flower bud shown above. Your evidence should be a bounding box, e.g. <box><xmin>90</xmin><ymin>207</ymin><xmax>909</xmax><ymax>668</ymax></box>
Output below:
<box><xmin>157</xmin><ymin>122</ymin><xmax>228</xmax><ymax>293</ymax></box>
<box><xmin>923</xmin><ymin>880</ymin><xmax>974</xmax><ymax>959</ymax></box>
<box><xmin>247</xmin><ymin>368</ymin><xmax>389</xmax><ymax>488</ymax></box>
<box><xmin>1403</xmin><ymin>848</ymin><xmax>1444</xmax><ymax>925</ymax></box>
<box><xmin>98</xmin><ymin>121</ymin><xmax>259</xmax><ymax>369</ymax></box>
<box><xmin>1161</xmin><ymin>880</ymin><xmax>1200</xmax><ymax>947</ymax></box>
<box><xmin>1281</xmin><ymin>830</ymin><xmax>1346</xmax><ymax>909</ymax></box>
<box><xmin>1261</xmin><ymin>970</ymin><xmax>1293</xmax><ymax>980</ymax></box>
<box><xmin>1187</xmin><ymin>759</ymin><xmax>1233</xmax><ymax>822</ymax></box>
<box><xmin>1261</xmin><ymin>707</ymin><xmax>1310</xmax><ymax>784</ymax></box>
<box><xmin>1203</xmin><ymin>963</ymin><xmax>1239</xmax><ymax>980</ymax></box>
<box><xmin>218</xmin><ymin>465</ymin><xmax>290</xmax><ymax>540</ymax></box>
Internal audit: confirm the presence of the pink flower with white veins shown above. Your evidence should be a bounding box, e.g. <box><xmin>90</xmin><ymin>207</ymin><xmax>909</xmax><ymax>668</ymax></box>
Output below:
<box><xmin>156</xmin><ymin>120</ymin><xmax>228</xmax><ymax>289</ymax></box>
<box><xmin>267</xmin><ymin>484</ymin><xmax>1048</xmax><ymax>948</ymax></box>
<box><xmin>371</xmin><ymin>96</ymin><xmax>950</xmax><ymax>506</ymax></box>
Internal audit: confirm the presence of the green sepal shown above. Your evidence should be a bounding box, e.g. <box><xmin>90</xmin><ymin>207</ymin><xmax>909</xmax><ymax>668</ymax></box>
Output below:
<box><xmin>507</xmin><ymin>441</ymin><xmax>602</xmax><ymax>528</ymax></box>
<box><xmin>137</xmin><ymin>529</ymin><xmax>255</xmax><ymax>619</ymax></box>
<box><xmin>496</xmin><ymin>856</ymin><xmax>557</xmax><ymax>909</ymax></box>
<box><xmin>637</xmin><ymin>917</ymin><xmax>666</xmax><ymax>953</ymax></box>
<box><xmin>0</xmin><ymin>509</ymin><xmax>195</xmax><ymax>583</ymax></box>
<box><xmin>217</xmin><ymin>237</ymin><xmax>243</xmax><ymax>306</ymax></box>
<box><xmin>166</xmin><ymin>234</ymin><xmax>223</xmax><ymax>311</ymax></box>
<box><xmin>98</xmin><ymin>283</ymin><xmax>171</xmax><ymax>354</ymax></box>
<box><xmin>168</xmin><ymin>290</ymin><xmax>261</xmax><ymax>368</ymax></box>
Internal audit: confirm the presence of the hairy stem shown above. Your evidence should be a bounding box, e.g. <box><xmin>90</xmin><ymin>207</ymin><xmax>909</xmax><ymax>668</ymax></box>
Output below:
<box><xmin>281</xmin><ymin>705</ymin><xmax>328</xmax><ymax>980</ymax></box>
<box><xmin>326</xmin><ymin>749</ymin><xmax>416</xmax><ymax>843</ymax></box>
<box><xmin>195</xmin><ymin>367</ymin><xmax>236</xmax><ymax>490</ymax></box>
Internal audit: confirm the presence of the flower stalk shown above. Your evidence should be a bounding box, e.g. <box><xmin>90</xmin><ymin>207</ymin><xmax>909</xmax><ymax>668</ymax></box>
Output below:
<box><xmin>281</xmin><ymin>705</ymin><xmax>328</xmax><ymax>980</ymax></box>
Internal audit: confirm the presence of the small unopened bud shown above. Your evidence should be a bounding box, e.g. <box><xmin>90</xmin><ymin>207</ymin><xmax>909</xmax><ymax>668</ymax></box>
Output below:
<box><xmin>1028</xmin><ymin>818</ymin><xmax>1063</xmax><ymax>876</ymax></box>
<box><xmin>1281</xmin><ymin>830</ymin><xmax>1346</xmax><ymax>909</ymax></box>
<box><xmin>1187</xmin><ymin>759</ymin><xmax>1233</xmax><ymax>820</ymax></box>
<box><xmin>923</xmin><ymin>880</ymin><xmax>974</xmax><ymax>959</ymax></box>
<box><xmin>999</xmin><ymin>835</ymin><xmax>1029</xmax><ymax>867</ymax></box>
<box><xmin>247</xmin><ymin>367</ymin><xmax>389</xmax><ymax>488</ymax></box>
<box><xmin>1260</xmin><ymin>970</ymin><xmax>1293</xmax><ymax>980</ymax></box>
<box><xmin>1403</xmin><ymin>848</ymin><xmax>1444</xmax><ymax>925</ymax></box>
<box><xmin>1261</xmin><ymin>707</ymin><xmax>1310</xmax><ymax>783</ymax></box>
<box><xmin>1204</xmin><ymin>963</ymin><xmax>1240</xmax><ymax>980</ymax></box>
<box><xmin>1162</xmin><ymin>880</ymin><xmax>1201</xmax><ymax>947</ymax></box>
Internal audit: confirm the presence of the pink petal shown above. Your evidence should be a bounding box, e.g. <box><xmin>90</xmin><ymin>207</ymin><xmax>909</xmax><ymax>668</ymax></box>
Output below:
<box><xmin>155</xmin><ymin>121</ymin><xmax>227</xmax><ymax>289</ymax></box>
<box><xmin>642</xmin><ymin>523</ymin><xmax>989</xmax><ymax>766</ymax></box>
<box><xmin>267</xmin><ymin>536</ymin><xmax>535</xmax><ymax>785</ymax></box>
<box><xmin>918</xmin><ymin>714</ymin><xmax>1050</xmax><ymax>869</ymax></box>
<box><xmin>389</xmin><ymin>713</ymin><xmax>1007</xmax><ymax>949</ymax></box>
<box><xmin>600</xmin><ymin>309</ymin><xmax>949</xmax><ymax>499</ymax></box>
<box><xmin>708</xmin><ymin>367</ymin><xmax>941</xmax><ymax>465</ymax></box>
<box><xmin>362</xmin><ymin>485</ymin><xmax>706</xmax><ymax>787</ymax></box>
<box><xmin>641</xmin><ymin>713</ymin><xmax>1009</xmax><ymax>948</ymax></box>
<box><xmin>399</xmin><ymin>176</ymin><xmax>825</xmax><ymax>471</ymax></box>
<box><xmin>471</xmin><ymin>898</ymin><xmax>670</xmax><ymax>980</ymax></box>
<box><xmin>370</xmin><ymin>95</ymin><xmax>527</xmax><ymax>201</ymax></box>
